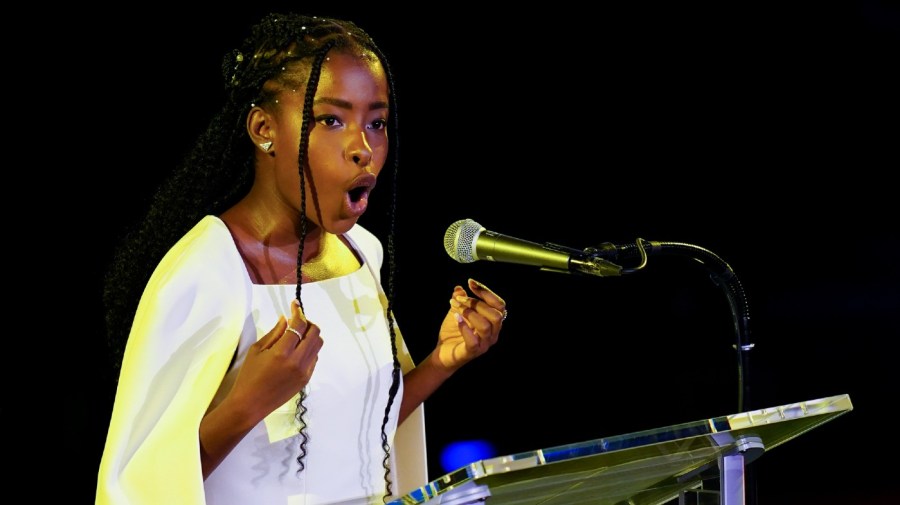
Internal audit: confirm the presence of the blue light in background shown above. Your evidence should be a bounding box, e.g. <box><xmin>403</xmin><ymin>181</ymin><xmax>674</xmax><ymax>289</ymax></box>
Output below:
<box><xmin>440</xmin><ymin>439</ymin><xmax>496</xmax><ymax>473</ymax></box>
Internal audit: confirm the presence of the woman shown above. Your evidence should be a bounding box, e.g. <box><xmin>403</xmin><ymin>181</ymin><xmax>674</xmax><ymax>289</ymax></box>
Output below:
<box><xmin>97</xmin><ymin>12</ymin><xmax>506</xmax><ymax>505</ymax></box>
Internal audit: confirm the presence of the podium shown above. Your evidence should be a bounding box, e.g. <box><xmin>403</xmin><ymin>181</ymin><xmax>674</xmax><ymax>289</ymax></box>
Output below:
<box><xmin>389</xmin><ymin>394</ymin><xmax>852</xmax><ymax>505</ymax></box>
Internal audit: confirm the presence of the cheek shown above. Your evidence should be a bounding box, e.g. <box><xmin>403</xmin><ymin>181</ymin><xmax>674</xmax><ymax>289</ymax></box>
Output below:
<box><xmin>372</xmin><ymin>137</ymin><xmax>390</xmax><ymax>171</ymax></box>
<box><xmin>304</xmin><ymin>143</ymin><xmax>332</xmax><ymax>177</ymax></box>
<box><xmin>306</xmin><ymin>130</ymin><xmax>340</xmax><ymax>161</ymax></box>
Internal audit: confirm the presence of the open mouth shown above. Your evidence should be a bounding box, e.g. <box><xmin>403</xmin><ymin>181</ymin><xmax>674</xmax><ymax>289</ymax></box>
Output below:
<box><xmin>349</xmin><ymin>185</ymin><xmax>369</xmax><ymax>203</ymax></box>
<box><xmin>348</xmin><ymin>173</ymin><xmax>376</xmax><ymax>203</ymax></box>
<box><xmin>345</xmin><ymin>173</ymin><xmax>377</xmax><ymax>216</ymax></box>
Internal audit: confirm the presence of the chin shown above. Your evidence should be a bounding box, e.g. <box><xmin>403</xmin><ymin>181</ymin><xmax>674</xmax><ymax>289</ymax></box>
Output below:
<box><xmin>327</xmin><ymin>217</ymin><xmax>359</xmax><ymax>235</ymax></box>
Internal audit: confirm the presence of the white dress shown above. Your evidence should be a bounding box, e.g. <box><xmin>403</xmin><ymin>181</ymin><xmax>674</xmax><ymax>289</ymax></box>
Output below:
<box><xmin>97</xmin><ymin>216</ymin><xmax>427</xmax><ymax>505</ymax></box>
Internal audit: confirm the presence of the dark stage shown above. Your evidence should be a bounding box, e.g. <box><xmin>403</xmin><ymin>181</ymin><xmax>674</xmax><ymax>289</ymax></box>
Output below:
<box><xmin>57</xmin><ymin>3</ymin><xmax>898</xmax><ymax>504</ymax></box>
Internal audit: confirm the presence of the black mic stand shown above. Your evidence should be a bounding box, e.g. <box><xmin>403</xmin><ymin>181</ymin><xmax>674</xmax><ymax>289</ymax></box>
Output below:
<box><xmin>571</xmin><ymin>238</ymin><xmax>758</xmax><ymax>505</ymax></box>
<box><xmin>589</xmin><ymin>239</ymin><xmax>754</xmax><ymax>412</ymax></box>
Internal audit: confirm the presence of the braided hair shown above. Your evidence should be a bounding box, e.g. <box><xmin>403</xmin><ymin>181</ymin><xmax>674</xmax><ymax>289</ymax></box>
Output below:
<box><xmin>102</xmin><ymin>12</ymin><xmax>403</xmax><ymax>499</ymax></box>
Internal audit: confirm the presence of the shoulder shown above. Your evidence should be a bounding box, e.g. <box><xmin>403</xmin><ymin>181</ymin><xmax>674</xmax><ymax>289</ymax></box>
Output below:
<box><xmin>148</xmin><ymin>216</ymin><xmax>245</xmax><ymax>293</ymax></box>
<box><xmin>170</xmin><ymin>215</ymin><xmax>234</xmax><ymax>257</ymax></box>
<box><xmin>165</xmin><ymin>216</ymin><xmax>235</xmax><ymax>265</ymax></box>
<box><xmin>133</xmin><ymin>215</ymin><xmax>249</xmax><ymax>343</ymax></box>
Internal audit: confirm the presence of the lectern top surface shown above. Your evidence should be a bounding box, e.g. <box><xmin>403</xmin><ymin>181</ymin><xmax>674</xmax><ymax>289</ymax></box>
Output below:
<box><xmin>389</xmin><ymin>394</ymin><xmax>852</xmax><ymax>505</ymax></box>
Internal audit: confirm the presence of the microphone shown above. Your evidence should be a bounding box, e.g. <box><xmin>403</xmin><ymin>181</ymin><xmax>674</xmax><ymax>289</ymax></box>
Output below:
<box><xmin>443</xmin><ymin>218</ymin><xmax>623</xmax><ymax>277</ymax></box>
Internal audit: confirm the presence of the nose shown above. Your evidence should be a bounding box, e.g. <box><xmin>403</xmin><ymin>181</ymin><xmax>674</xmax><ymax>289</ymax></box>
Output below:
<box><xmin>346</xmin><ymin>130</ymin><xmax>373</xmax><ymax>169</ymax></box>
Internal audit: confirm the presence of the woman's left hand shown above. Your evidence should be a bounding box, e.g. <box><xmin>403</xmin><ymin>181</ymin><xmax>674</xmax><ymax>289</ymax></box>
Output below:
<box><xmin>435</xmin><ymin>278</ymin><xmax>506</xmax><ymax>370</ymax></box>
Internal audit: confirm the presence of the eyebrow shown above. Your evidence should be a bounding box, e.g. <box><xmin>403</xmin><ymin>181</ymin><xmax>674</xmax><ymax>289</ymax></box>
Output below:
<box><xmin>314</xmin><ymin>97</ymin><xmax>388</xmax><ymax>111</ymax></box>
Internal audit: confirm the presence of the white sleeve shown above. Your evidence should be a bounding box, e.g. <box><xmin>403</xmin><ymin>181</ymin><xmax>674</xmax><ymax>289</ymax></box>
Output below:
<box><xmin>96</xmin><ymin>217</ymin><xmax>250</xmax><ymax>505</ymax></box>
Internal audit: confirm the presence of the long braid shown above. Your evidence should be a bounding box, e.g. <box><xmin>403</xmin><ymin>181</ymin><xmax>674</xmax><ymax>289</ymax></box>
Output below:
<box><xmin>372</xmin><ymin>42</ymin><xmax>403</xmax><ymax>501</ymax></box>
<box><xmin>292</xmin><ymin>40</ymin><xmax>336</xmax><ymax>472</ymax></box>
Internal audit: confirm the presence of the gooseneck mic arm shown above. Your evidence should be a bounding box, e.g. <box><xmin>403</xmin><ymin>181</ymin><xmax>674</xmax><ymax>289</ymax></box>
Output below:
<box><xmin>593</xmin><ymin>239</ymin><xmax>754</xmax><ymax>413</ymax></box>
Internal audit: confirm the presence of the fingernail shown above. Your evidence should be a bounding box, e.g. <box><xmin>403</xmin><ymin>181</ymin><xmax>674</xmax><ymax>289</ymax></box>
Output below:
<box><xmin>469</xmin><ymin>279</ymin><xmax>483</xmax><ymax>290</ymax></box>
<box><xmin>454</xmin><ymin>295</ymin><xmax>468</xmax><ymax>303</ymax></box>
<box><xmin>450</xmin><ymin>298</ymin><xmax>461</xmax><ymax>308</ymax></box>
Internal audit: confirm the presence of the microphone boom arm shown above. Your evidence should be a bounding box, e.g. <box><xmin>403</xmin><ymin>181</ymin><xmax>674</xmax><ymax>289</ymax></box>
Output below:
<box><xmin>591</xmin><ymin>239</ymin><xmax>754</xmax><ymax>413</ymax></box>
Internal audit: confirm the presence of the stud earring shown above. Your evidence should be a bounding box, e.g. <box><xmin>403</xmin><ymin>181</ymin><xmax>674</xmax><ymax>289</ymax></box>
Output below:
<box><xmin>259</xmin><ymin>141</ymin><xmax>273</xmax><ymax>152</ymax></box>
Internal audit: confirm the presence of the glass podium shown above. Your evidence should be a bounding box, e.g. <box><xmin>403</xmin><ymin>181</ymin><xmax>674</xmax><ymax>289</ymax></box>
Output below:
<box><xmin>389</xmin><ymin>394</ymin><xmax>852</xmax><ymax>505</ymax></box>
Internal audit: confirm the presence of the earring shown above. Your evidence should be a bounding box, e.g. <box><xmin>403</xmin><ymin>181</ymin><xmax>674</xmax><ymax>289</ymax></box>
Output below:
<box><xmin>259</xmin><ymin>141</ymin><xmax>273</xmax><ymax>152</ymax></box>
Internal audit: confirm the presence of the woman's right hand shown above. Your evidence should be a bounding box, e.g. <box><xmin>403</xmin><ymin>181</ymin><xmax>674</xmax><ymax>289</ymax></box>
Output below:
<box><xmin>227</xmin><ymin>299</ymin><xmax>323</xmax><ymax>424</ymax></box>
<box><xmin>200</xmin><ymin>300</ymin><xmax>323</xmax><ymax>477</ymax></box>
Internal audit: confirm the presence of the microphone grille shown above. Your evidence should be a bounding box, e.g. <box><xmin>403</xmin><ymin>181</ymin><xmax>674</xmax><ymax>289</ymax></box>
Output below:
<box><xmin>444</xmin><ymin>218</ymin><xmax>484</xmax><ymax>263</ymax></box>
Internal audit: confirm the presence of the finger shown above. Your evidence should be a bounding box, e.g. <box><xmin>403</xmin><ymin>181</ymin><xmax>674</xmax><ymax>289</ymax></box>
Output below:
<box><xmin>290</xmin><ymin>298</ymin><xmax>307</xmax><ymax>319</ymax></box>
<box><xmin>468</xmin><ymin>278</ymin><xmax>507</xmax><ymax>328</ymax></box>
<box><xmin>453</xmin><ymin>311</ymin><xmax>483</xmax><ymax>351</ymax></box>
<box><xmin>290</xmin><ymin>300</ymin><xmax>323</xmax><ymax>354</ymax></box>
<box><xmin>258</xmin><ymin>314</ymin><xmax>289</xmax><ymax>351</ymax></box>
<box><xmin>292</xmin><ymin>326</ymin><xmax>324</xmax><ymax>379</ymax></box>
<box><xmin>297</xmin><ymin>325</ymin><xmax>324</xmax><ymax>355</ymax></box>
<box><xmin>467</xmin><ymin>278</ymin><xmax>507</xmax><ymax>311</ymax></box>
<box><xmin>274</xmin><ymin>300</ymin><xmax>313</xmax><ymax>351</ymax></box>
<box><xmin>284</xmin><ymin>299</ymin><xmax>312</xmax><ymax>342</ymax></box>
<box><xmin>450</xmin><ymin>297</ymin><xmax>500</xmax><ymax>343</ymax></box>
<box><xmin>276</xmin><ymin>319</ymin><xmax>322</xmax><ymax>357</ymax></box>
<box><xmin>452</xmin><ymin>292</ymin><xmax>504</xmax><ymax>327</ymax></box>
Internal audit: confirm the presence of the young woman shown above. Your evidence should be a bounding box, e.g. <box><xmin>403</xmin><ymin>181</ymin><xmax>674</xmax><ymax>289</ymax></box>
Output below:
<box><xmin>97</xmin><ymin>12</ymin><xmax>507</xmax><ymax>505</ymax></box>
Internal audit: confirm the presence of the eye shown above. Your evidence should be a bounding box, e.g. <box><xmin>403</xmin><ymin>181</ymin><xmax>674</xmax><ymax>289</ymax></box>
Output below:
<box><xmin>315</xmin><ymin>115</ymin><xmax>343</xmax><ymax>128</ymax></box>
<box><xmin>368</xmin><ymin>118</ymin><xmax>387</xmax><ymax>131</ymax></box>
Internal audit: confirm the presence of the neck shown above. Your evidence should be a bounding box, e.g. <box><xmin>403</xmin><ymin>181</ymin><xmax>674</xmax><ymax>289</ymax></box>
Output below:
<box><xmin>223</xmin><ymin>192</ymin><xmax>322</xmax><ymax>248</ymax></box>
<box><xmin>221</xmin><ymin>198</ymin><xmax>337</xmax><ymax>284</ymax></box>
<box><xmin>294</xmin><ymin>230</ymin><xmax>361</xmax><ymax>283</ymax></box>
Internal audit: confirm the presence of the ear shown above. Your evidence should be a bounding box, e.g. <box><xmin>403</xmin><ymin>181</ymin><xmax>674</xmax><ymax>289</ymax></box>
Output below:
<box><xmin>247</xmin><ymin>106</ymin><xmax>276</xmax><ymax>155</ymax></box>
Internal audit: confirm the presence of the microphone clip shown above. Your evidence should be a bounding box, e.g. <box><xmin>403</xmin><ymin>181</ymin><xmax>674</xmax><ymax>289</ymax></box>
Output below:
<box><xmin>543</xmin><ymin>242</ymin><xmax>624</xmax><ymax>278</ymax></box>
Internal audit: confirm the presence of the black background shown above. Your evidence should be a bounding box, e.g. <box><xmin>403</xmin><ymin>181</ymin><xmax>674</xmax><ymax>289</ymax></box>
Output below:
<box><xmin>57</xmin><ymin>2</ymin><xmax>898</xmax><ymax>504</ymax></box>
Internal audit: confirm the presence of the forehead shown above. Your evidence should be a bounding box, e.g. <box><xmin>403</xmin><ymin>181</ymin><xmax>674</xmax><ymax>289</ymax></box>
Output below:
<box><xmin>315</xmin><ymin>51</ymin><xmax>389</xmax><ymax>100</ymax></box>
